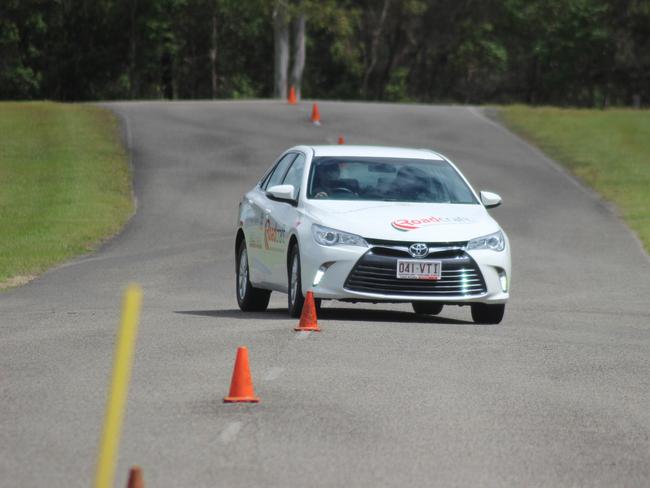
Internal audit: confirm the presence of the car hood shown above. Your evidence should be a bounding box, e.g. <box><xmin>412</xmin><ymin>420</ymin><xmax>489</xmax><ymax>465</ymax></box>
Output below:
<box><xmin>304</xmin><ymin>201</ymin><xmax>499</xmax><ymax>242</ymax></box>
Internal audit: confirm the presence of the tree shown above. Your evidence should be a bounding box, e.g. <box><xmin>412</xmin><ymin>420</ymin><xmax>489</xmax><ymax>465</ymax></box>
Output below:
<box><xmin>289</xmin><ymin>10</ymin><xmax>306</xmax><ymax>99</ymax></box>
<box><xmin>0</xmin><ymin>0</ymin><xmax>647</xmax><ymax>106</ymax></box>
<box><xmin>210</xmin><ymin>6</ymin><xmax>218</xmax><ymax>98</ymax></box>
<box><xmin>360</xmin><ymin>0</ymin><xmax>391</xmax><ymax>98</ymax></box>
<box><xmin>273</xmin><ymin>0</ymin><xmax>290</xmax><ymax>98</ymax></box>
<box><xmin>0</xmin><ymin>0</ymin><xmax>43</xmax><ymax>99</ymax></box>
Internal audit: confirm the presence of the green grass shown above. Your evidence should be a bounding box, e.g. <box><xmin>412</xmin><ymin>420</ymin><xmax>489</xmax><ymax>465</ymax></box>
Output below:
<box><xmin>500</xmin><ymin>106</ymin><xmax>650</xmax><ymax>254</ymax></box>
<box><xmin>0</xmin><ymin>102</ymin><xmax>133</xmax><ymax>287</ymax></box>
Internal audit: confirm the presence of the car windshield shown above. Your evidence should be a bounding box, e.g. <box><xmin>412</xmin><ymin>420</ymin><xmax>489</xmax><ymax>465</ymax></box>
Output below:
<box><xmin>307</xmin><ymin>156</ymin><xmax>478</xmax><ymax>203</ymax></box>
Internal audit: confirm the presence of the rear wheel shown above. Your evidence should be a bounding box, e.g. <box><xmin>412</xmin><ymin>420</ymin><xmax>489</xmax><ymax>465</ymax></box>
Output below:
<box><xmin>471</xmin><ymin>303</ymin><xmax>505</xmax><ymax>324</ymax></box>
<box><xmin>236</xmin><ymin>240</ymin><xmax>271</xmax><ymax>311</ymax></box>
<box><xmin>412</xmin><ymin>302</ymin><xmax>444</xmax><ymax>315</ymax></box>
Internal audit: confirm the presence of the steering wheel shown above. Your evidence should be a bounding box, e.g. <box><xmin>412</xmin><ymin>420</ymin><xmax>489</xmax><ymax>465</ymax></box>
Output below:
<box><xmin>330</xmin><ymin>187</ymin><xmax>355</xmax><ymax>195</ymax></box>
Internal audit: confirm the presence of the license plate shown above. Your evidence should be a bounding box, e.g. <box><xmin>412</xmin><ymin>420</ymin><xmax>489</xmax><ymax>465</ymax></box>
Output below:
<box><xmin>396</xmin><ymin>259</ymin><xmax>442</xmax><ymax>280</ymax></box>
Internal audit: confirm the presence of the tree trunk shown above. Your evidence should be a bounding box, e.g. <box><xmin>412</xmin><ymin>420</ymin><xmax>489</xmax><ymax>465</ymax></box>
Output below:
<box><xmin>210</xmin><ymin>11</ymin><xmax>218</xmax><ymax>99</ymax></box>
<box><xmin>290</xmin><ymin>12</ymin><xmax>306</xmax><ymax>101</ymax></box>
<box><xmin>161</xmin><ymin>49</ymin><xmax>173</xmax><ymax>99</ymax></box>
<box><xmin>128</xmin><ymin>0</ymin><xmax>138</xmax><ymax>99</ymax></box>
<box><xmin>362</xmin><ymin>0</ymin><xmax>391</xmax><ymax>99</ymax></box>
<box><xmin>526</xmin><ymin>56</ymin><xmax>538</xmax><ymax>105</ymax></box>
<box><xmin>273</xmin><ymin>0</ymin><xmax>290</xmax><ymax>99</ymax></box>
<box><xmin>378</xmin><ymin>17</ymin><xmax>407</xmax><ymax>100</ymax></box>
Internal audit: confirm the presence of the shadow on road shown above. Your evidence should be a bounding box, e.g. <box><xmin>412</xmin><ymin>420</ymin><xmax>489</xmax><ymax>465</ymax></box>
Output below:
<box><xmin>174</xmin><ymin>307</ymin><xmax>475</xmax><ymax>325</ymax></box>
<box><xmin>176</xmin><ymin>308</ymin><xmax>287</xmax><ymax>320</ymax></box>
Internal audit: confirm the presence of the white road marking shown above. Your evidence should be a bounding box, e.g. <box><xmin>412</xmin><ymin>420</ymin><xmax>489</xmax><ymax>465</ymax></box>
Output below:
<box><xmin>263</xmin><ymin>366</ymin><xmax>285</xmax><ymax>381</ymax></box>
<box><xmin>219</xmin><ymin>421</ymin><xmax>243</xmax><ymax>444</ymax></box>
<box><xmin>294</xmin><ymin>331</ymin><xmax>311</xmax><ymax>340</ymax></box>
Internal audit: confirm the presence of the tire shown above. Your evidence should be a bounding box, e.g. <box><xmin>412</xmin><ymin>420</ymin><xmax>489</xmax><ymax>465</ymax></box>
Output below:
<box><xmin>236</xmin><ymin>240</ymin><xmax>271</xmax><ymax>312</ymax></box>
<box><xmin>471</xmin><ymin>303</ymin><xmax>505</xmax><ymax>324</ymax></box>
<box><xmin>412</xmin><ymin>302</ymin><xmax>444</xmax><ymax>315</ymax></box>
<box><xmin>287</xmin><ymin>244</ymin><xmax>305</xmax><ymax>317</ymax></box>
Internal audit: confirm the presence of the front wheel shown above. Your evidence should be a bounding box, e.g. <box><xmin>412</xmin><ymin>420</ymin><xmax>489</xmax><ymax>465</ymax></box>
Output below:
<box><xmin>236</xmin><ymin>240</ymin><xmax>271</xmax><ymax>311</ymax></box>
<box><xmin>471</xmin><ymin>303</ymin><xmax>505</xmax><ymax>324</ymax></box>
<box><xmin>287</xmin><ymin>245</ymin><xmax>305</xmax><ymax>317</ymax></box>
<box><xmin>287</xmin><ymin>244</ymin><xmax>322</xmax><ymax>318</ymax></box>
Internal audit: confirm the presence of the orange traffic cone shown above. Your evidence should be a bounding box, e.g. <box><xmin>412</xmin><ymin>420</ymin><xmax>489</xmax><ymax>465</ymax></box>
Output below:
<box><xmin>311</xmin><ymin>103</ymin><xmax>321</xmax><ymax>125</ymax></box>
<box><xmin>294</xmin><ymin>291</ymin><xmax>320</xmax><ymax>332</ymax></box>
<box><xmin>288</xmin><ymin>85</ymin><xmax>297</xmax><ymax>105</ymax></box>
<box><xmin>126</xmin><ymin>466</ymin><xmax>144</xmax><ymax>488</ymax></box>
<box><xmin>224</xmin><ymin>346</ymin><xmax>260</xmax><ymax>403</ymax></box>
<box><xmin>337</xmin><ymin>135</ymin><xmax>345</xmax><ymax>145</ymax></box>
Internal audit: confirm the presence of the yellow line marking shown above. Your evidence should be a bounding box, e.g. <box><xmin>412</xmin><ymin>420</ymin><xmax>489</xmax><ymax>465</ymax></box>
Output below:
<box><xmin>94</xmin><ymin>284</ymin><xmax>143</xmax><ymax>488</ymax></box>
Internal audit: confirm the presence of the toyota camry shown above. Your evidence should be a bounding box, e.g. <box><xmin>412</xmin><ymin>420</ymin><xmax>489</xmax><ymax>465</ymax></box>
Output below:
<box><xmin>235</xmin><ymin>146</ymin><xmax>511</xmax><ymax>324</ymax></box>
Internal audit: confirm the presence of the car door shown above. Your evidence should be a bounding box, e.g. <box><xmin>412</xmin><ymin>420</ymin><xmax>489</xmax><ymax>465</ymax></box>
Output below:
<box><xmin>262</xmin><ymin>152</ymin><xmax>306</xmax><ymax>287</ymax></box>
<box><xmin>247</xmin><ymin>152</ymin><xmax>297</xmax><ymax>288</ymax></box>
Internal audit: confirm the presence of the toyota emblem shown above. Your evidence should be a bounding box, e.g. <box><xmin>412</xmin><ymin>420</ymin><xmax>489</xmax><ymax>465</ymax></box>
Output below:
<box><xmin>408</xmin><ymin>243</ymin><xmax>429</xmax><ymax>258</ymax></box>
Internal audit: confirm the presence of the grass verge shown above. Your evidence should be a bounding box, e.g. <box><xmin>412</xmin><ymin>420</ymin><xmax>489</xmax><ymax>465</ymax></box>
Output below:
<box><xmin>500</xmin><ymin>106</ymin><xmax>650</xmax><ymax>254</ymax></box>
<box><xmin>0</xmin><ymin>102</ymin><xmax>133</xmax><ymax>288</ymax></box>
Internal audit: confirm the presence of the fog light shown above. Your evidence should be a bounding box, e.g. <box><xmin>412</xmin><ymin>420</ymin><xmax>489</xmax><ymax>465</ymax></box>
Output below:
<box><xmin>498</xmin><ymin>269</ymin><xmax>508</xmax><ymax>292</ymax></box>
<box><xmin>313</xmin><ymin>262</ymin><xmax>334</xmax><ymax>287</ymax></box>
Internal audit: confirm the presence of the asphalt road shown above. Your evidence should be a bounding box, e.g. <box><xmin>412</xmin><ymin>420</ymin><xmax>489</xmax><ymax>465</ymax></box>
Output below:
<box><xmin>1</xmin><ymin>101</ymin><xmax>649</xmax><ymax>487</ymax></box>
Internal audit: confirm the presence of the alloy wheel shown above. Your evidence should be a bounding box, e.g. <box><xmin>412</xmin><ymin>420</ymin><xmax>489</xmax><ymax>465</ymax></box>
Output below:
<box><xmin>290</xmin><ymin>253</ymin><xmax>299</xmax><ymax>308</ymax></box>
<box><xmin>238</xmin><ymin>248</ymin><xmax>248</xmax><ymax>300</ymax></box>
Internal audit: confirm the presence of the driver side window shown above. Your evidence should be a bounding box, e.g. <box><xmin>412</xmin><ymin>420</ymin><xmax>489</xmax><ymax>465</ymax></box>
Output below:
<box><xmin>281</xmin><ymin>153</ymin><xmax>305</xmax><ymax>196</ymax></box>
<box><xmin>262</xmin><ymin>153</ymin><xmax>296</xmax><ymax>190</ymax></box>
<box><xmin>261</xmin><ymin>153</ymin><xmax>297</xmax><ymax>190</ymax></box>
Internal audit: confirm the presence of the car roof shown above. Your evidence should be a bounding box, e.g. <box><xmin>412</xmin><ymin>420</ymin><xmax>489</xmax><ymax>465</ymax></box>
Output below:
<box><xmin>306</xmin><ymin>145</ymin><xmax>446</xmax><ymax>161</ymax></box>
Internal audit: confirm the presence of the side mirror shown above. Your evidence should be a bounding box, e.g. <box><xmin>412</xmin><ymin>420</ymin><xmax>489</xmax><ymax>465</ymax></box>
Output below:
<box><xmin>480</xmin><ymin>191</ymin><xmax>502</xmax><ymax>209</ymax></box>
<box><xmin>266</xmin><ymin>184</ymin><xmax>296</xmax><ymax>203</ymax></box>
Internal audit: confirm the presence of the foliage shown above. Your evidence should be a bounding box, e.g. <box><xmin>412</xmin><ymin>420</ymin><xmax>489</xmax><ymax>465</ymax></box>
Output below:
<box><xmin>1</xmin><ymin>0</ymin><xmax>649</xmax><ymax>105</ymax></box>
<box><xmin>0</xmin><ymin>0</ymin><xmax>44</xmax><ymax>99</ymax></box>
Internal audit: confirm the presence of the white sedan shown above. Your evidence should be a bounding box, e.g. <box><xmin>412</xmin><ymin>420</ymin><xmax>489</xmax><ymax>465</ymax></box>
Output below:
<box><xmin>235</xmin><ymin>146</ymin><xmax>511</xmax><ymax>324</ymax></box>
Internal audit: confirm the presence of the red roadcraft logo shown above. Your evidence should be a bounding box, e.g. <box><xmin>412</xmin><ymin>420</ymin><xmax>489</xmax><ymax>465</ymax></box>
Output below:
<box><xmin>264</xmin><ymin>218</ymin><xmax>286</xmax><ymax>249</ymax></box>
<box><xmin>391</xmin><ymin>216</ymin><xmax>472</xmax><ymax>232</ymax></box>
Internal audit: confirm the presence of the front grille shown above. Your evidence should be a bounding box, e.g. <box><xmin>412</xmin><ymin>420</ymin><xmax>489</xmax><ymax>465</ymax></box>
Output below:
<box><xmin>344</xmin><ymin>249</ymin><xmax>486</xmax><ymax>297</ymax></box>
<box><xmin>363</xmin><ymin>239</ymin><xmax>468</xmax><ymax>258</ymax></box>
<box><xmin>365</xmin><ymin>238</ymin><xmax>468</xmax><ymax>248</ymax></box>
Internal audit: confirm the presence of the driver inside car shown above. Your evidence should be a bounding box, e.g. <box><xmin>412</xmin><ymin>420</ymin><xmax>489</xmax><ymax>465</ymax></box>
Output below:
<box><xmin>389</xmin><ymin>165</ymin><xmax>431</xmax><ymax>201</ymax></box>
<box><xmin>312</xmin><ymin>161</ymin><xmax>342</xmax><ymax>198</ymax></box>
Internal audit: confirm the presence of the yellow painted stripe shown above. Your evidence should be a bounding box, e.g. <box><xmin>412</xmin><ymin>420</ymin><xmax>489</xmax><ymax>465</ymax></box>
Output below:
<box><xmin>94</xmin><ymin>284</ymin><xmax>143</xmax><ymax>488</ymax></box>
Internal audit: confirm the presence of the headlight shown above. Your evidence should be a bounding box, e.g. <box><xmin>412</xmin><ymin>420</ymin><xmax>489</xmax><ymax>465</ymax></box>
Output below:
<box><xmin>466</xmin><ymin>230</ymin><xmax>505</xmax><ymax>252</ymax></box>
<box><xmin>312</xmin><ymin>224</ymin><xmax>368</xmax><ymax>247</ymax></box>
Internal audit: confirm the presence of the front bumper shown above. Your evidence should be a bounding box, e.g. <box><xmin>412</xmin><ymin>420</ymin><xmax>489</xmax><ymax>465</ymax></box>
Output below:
<box><xmin>300</xmin><ymin>236</ymin><xmax>510</xmax><ymax>304</ymax></box>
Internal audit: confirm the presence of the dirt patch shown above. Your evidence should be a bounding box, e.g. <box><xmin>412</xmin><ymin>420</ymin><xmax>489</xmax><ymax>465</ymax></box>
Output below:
<box><xmin>0</xmin><ymin>275</ymin><xmax>36</xmax><ymax>290</ymax></box>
